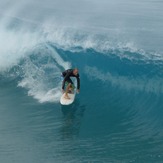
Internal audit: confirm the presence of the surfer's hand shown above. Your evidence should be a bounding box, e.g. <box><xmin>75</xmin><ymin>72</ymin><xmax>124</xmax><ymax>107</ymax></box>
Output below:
<box><xmin>76</xmin><ymin>89</ymin><xmax>80</xmax><ymax>93</ymax></box>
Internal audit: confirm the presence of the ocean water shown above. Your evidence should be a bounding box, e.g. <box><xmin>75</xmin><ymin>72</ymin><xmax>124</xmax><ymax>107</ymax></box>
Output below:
<box><xmin>0</xmin><ymin>0</ymin><xmax>163</xmax><ymax>162</ymax></box>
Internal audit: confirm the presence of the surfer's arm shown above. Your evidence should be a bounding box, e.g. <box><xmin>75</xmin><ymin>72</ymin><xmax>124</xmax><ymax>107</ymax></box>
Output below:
<box><xmin>76</xmin><ymin>75</ymin><xmax>80</xmax><ymax>90</ymax></box>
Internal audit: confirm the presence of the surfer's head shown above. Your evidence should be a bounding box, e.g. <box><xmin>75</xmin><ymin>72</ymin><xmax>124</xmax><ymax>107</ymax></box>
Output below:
<box><xmin>73</xmin><ymin>68</ymin><xmax>78</xmax><ymax>76</ymax></box>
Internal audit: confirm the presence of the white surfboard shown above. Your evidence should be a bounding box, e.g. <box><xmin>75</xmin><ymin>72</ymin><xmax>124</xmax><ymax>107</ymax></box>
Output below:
<box><xmin>60</xmin><ymin>91</ymin><xmax>76</xmax><ymax>105</ymax></box>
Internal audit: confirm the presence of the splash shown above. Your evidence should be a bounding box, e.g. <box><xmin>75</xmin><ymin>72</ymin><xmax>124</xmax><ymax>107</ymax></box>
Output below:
<box><xmin>0</xmin><ymin>26</ymin><xmax>41</xmax><ymax>72</ymax></box>
<box><xmin>18</xmin><ymin>44</ymin><xmax>71</xmax><ymax>103</ymax></box>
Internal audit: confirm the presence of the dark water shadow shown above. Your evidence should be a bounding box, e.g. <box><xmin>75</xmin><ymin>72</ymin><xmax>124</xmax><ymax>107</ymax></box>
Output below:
<box><xmin>60</xmin><ymin>99</ymin><xmax>86</xmax><ymax>140</ymax></box>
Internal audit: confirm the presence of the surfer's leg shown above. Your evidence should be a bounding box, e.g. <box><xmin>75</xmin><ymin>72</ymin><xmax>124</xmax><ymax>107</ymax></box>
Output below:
<box><xmin>64</xmin><ymin>83</ymin><xmax>71</xmax><ymax>99</ymax></box>
<box><xmin>68</xmin><ymin>85</ymin><xmax>73</xmax><ymax>93</ymax></box>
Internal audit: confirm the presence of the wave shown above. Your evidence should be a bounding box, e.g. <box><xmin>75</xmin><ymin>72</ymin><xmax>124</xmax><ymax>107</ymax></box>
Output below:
<box><xmin>0</xmin><ymin>15</ymin><xmax>163</xmax><ymax>103</ymax></box>
<box><xmin>85</xmin><ymin>66</ymin><xmax>163</xmax><ymax>94</ymax></box>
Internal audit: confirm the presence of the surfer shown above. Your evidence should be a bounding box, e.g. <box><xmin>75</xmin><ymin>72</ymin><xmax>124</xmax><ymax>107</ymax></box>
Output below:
<box><xmin>61</xmin><ymin>68</ymin><xmax>80</xmax><ymax>99</ymax></box>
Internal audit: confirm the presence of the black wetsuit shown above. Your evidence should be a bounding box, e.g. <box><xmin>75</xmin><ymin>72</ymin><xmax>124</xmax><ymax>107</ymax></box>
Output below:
<box><xmin>62</xmin><ymin>69</ymin><xmax>80</xmax><ymax>90</ymax></box>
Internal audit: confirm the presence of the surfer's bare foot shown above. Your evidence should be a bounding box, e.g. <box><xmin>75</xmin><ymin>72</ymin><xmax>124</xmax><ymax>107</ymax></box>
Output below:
<box><xmin>64</xmin><ymin>95</ymin><xmax>70</xmax><ymax>99</ymax></box>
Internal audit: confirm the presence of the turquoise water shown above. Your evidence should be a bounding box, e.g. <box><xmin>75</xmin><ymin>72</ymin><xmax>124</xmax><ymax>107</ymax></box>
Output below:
<box><xmin>0</xmin><ymin>0</ymin><xmax>163</xmax><ymax>162</ymax></box>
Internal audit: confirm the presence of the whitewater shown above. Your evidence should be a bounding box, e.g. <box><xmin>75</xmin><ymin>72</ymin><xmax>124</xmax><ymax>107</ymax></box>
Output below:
<box><xmin>0</xmin><ymin>0</ymin><xmax>163</xmax><ymax>162</ymax></box>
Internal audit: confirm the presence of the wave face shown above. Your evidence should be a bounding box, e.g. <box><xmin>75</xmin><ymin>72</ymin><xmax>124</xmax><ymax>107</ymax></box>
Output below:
<box><xmin>0</xmin><ymin>0</ymin><xmax>163</xmax><ymax>163</ymax></box>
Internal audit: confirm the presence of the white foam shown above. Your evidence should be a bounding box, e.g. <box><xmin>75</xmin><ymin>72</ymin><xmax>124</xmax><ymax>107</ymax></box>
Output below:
<box><xmin>42</xmin><ymin>25</ymin><xmax>163</xmax><ymax>63</ymax></box>
<box><xmin>19</xmin><ymin>78</ymin><xmax>62</xmax><ymax>103</ymax></box>
<box><xmin>0</xmin><ymin>25</ymin><xmax>42</xmax><ymax>72</ymax></box>
<box><xmin>18</xmin><ymin>45</ymin><xmax>71</xmax><ymax>103</ymax></box>
<box><xmin>1</xmin><ymin>0</ymin><xmax>163</xmax><ymax>64</ymax></box>
<box><xmin>0</xmin><ymin>13</ymin><xmax>73</xmax><ymax>103</ymax></box>
<box><xmin>29</xmin><ymin>88</ymin><xmax>62</xmax><ymax>103</ymax></box>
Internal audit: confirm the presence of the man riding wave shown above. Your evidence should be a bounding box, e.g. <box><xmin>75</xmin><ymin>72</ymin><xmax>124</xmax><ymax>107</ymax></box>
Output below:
<box><xmin>61</xmin><ymin>68</ymin><xmax>80</xmax><ymax>99</ymax></box>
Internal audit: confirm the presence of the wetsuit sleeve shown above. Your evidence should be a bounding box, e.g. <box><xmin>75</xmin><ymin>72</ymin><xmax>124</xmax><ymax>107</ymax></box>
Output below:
<box><xmin>76</xmin><ymin>74</ymin><xmax>80</xmax><ymax>89</ymax></box>
<box><xmin>62</xmin><ymin>71</ymin><xmax>71</xmax><ymax>89</ymax></box>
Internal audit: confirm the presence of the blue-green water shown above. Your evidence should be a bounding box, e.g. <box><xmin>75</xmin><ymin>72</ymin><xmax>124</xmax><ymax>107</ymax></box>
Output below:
<box><xmin>0</xmin><ymin>0</ymin><xmax>163</xmax><ymax>162</ymax></box>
